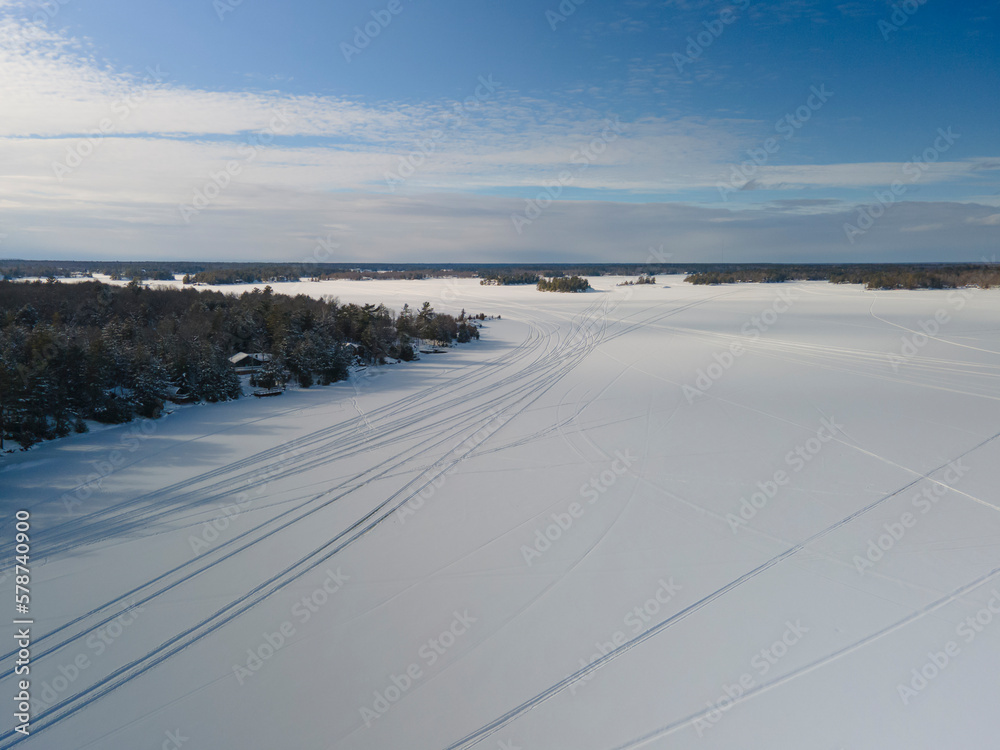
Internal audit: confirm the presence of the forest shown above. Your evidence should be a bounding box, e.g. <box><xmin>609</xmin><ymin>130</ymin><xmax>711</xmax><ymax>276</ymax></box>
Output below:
<box><xmin>537</xmin><ymin>276</ymin><xmax>591</xmax><ymax>293</ymax></box>
<box><xmin>0</xmin><ymin>280</ymin><xmax>480</xmax><ymax>449</ymax></box>
<box><xmin>617</xmin><ymin>275</ymin><xmax>657</xmax><ymax>286</ymax></box>
<box><xmin>480</xmin><ymin>272</ymin><xmax>540</xmax><ymax>286</ymax></box>
<box><xmin>684</xmin><ymin>264</ymin><xmax>1000</xmax><ymax>289</ymax></box>
<box><xmin>4</xmin><ymin>260</ymin><xmax>1000</xmax><ymax>291</ymax></box>
<box><xmin>184</xmin><ymin>267</ymin><xmax>472</xmax><ymax>285</ymax></box>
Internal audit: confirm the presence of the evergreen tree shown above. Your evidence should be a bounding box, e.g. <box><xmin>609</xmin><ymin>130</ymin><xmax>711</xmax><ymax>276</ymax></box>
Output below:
<box><xmin>0</xmin><ymin>280</ymin><xmax>481</xmax><ymax>448</ymax></box>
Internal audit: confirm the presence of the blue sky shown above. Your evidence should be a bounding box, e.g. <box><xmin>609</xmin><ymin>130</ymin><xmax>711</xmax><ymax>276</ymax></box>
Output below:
<box><xmin>1</xmin><ymin>0</ymin><xmax>998</xmax><ymax>262</ymax></box>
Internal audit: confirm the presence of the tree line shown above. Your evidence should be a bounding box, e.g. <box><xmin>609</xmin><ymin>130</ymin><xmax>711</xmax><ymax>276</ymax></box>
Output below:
<box><xmin>0</xmin><ymin>280</ymin><xmax>481</xmax><ymax>449</ymax></box>
<box><xmin>684</xmin><ymin>264</ymin><xmax>1000</xmax><ymax>289</ymax></box>
<box><xmin>480</xmin><ymin>272</ymin><xmax>540</xmax><ymax>286</ymax></box>
<box><xmin>6</xmin><ymin>260</ymin><xmax>1000</xmax><ymax>290</ymax></box>
<box><xmin>685</xmin><ymin>269</ymin><xmax>801</xmax><ymax>285</ymax></box>
<box><xmin>182</xmin><ymin>267</ymin><xmax>473</xmax><ymax>284</ymax></box>
<box><xmin>618</xmin><ymin>275</ymin><xmax>656</xmax><ymax>286</ymax></box>
<box><xmin>537</xmin><ymin>276</ymin><xmax>591</xmax><ymax>293</ymax></box>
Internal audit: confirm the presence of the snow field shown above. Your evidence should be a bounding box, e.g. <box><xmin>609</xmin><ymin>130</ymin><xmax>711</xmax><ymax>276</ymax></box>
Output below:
<box><xmin>1</xmin><ymin>277</ymin><xmax>999</xmax><ymax>749</ymax></box>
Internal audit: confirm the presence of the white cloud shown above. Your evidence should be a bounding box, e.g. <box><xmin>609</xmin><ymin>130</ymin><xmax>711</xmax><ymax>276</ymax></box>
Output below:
<box><xmin>714</xmin><ymin>160</ymin><xmax>1000</xmax><ymax>191</ymax></box>
<box><xmin>966</xmin><ymin>213</ymin><xmax>1000</xmax><ymax>226</ymax></box>
<box><xmin>3</xmin><ymin>183</ymin><xmax>998</xmax><ymax>264</ymax></box>
<box><xmin>1</xmin><ymin>4</ymin><xmax>998</xmax><ymax>263</ymax></box>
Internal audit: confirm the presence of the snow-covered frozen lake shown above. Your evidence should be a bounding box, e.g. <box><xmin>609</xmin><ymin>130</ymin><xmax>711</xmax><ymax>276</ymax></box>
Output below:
<box><xmin>2</xmin><ymin>276</ymin><xmax>999</xmax><ymax>749</ymax></box>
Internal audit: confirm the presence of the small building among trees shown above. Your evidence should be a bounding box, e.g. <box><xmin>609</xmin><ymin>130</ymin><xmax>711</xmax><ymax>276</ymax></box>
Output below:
<box><xmin>228</xmin><ymin>352</ymin><xmax>272</xmax><ymax>375</ymax></box>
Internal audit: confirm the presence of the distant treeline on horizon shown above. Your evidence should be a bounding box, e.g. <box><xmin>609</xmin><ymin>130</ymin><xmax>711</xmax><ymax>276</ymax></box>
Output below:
<box><xmin>2</xmin><ymin>260</ymin><xmax>999</xmax><ymax>291</ymax></box>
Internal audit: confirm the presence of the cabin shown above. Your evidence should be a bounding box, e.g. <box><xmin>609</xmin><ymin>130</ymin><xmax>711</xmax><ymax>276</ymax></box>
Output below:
<box><xmin>228</xmin><ymin>352</ymin><xmax>271</xmax><ymax>375</ymax></box>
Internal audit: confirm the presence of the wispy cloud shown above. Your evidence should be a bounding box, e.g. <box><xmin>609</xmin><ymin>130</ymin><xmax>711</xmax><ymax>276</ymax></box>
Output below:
<box><xmin>1</xmin><ymin>2</ymin><xmax>998</xmax><ymax>262</ymax></box>
<box><xmin>6</xmin><ymin>188</ymin><xmax>999</xmax><ymax>263</ymax></box>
